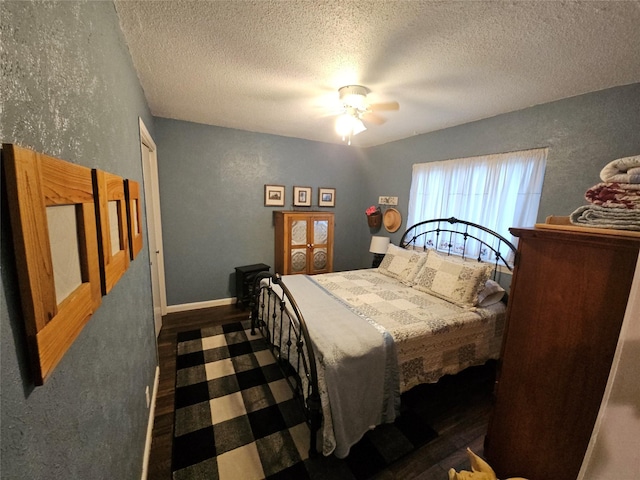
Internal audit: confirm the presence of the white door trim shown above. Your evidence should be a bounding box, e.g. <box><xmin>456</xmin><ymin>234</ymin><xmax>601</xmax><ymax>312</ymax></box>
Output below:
<box><xmin>139</xmin><ymin>118</ymin><xmax>168</xmax><ymax>319</ymax></box>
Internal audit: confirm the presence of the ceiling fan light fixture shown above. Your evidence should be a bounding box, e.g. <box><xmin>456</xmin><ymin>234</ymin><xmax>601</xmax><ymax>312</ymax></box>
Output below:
<box><xmin>338</xmin><ymin>85</ymin><xmax>369</xmax><ymax>111</ymax></box>
<box><xmin>335</xmin><ymin>85</ymin><xmax>396</xmax><ymax>144</ymax></box>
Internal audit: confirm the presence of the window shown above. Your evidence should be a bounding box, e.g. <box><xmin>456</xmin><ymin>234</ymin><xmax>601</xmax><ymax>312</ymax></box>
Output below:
<box><xmin>407</xmin><ymin>148</ymin><xmax>547</xmax><ymax>262</ymax></box>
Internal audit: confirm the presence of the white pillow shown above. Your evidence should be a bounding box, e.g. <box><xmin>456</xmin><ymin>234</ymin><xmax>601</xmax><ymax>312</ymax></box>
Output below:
<box><xmin>377</xmin><ymin>244</ymin><xmax>429</xmax><ymax>285</ymax></box>
<box><xmin>477</xmin><ymin>279</ymin><xmax>506</xmax><ymax>307</ymax></box>
<box><xmin>412</xmin><ymin>249</ymin><xmax>493</xmax><ymax>307</ymax></box>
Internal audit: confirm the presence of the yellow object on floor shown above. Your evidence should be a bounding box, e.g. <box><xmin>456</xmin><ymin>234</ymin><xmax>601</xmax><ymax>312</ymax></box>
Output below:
<box><xmin>448</xmin><ymin>448</ymin><xmax>528</xmax><ymax>480</ymax></box>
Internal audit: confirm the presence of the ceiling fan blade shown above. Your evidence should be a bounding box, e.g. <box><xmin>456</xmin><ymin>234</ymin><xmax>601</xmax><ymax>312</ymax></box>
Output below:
<box><xmin>369</xmin><ymin>101</ymin><xmax>400</xmax><ymax>111</ymax></box>
<box><xmin>362</xmin><ymin>112</ymin><xmax>387</xmax><ymax>125</ymax></box>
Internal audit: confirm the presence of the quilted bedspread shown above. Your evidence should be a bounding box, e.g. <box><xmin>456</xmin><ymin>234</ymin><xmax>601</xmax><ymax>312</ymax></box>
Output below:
<box><xmin>260</xmin><ymin>269</ymin><xmax>506</xmax><ymax>458</ymax></box>
<box><xmin>310</xmin><ymin>269</ymin><xmax>507</xmax><ymax>393</ymax></box>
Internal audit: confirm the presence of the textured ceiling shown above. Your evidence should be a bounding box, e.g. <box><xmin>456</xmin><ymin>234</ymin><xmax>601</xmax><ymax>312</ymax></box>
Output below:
<box><xmin>115</xmin><ymin>1</ymin><xmax>640</xmax><ymax>147</ymax></box>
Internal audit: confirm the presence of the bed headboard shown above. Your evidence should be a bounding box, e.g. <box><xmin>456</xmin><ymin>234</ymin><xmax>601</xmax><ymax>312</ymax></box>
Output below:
<box><xmin>399</xmin><ymin>217</ymin><xmax>517</xmax><ymax>273</ymax></box>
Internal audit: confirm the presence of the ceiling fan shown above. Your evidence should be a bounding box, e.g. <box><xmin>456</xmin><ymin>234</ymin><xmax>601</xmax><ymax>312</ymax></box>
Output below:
<box><xmin>334</xmin><ymin>85</ymin><xmax>399</xmax><ymax>144</ymax></box>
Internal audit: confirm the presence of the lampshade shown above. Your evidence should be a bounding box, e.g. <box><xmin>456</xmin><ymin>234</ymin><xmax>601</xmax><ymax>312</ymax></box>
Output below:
<box><xmin>335</xmin><ymin>113</ymin><xmax>353</xmax><ymax>137</ymax></box>
<box><xmin>335</xmin><ymin>111</ymin><xmax>366</xmax><ymax>143</ymax></box>
<box><xmin>352</xmin><ymin>117</ymin><xmax>366</xmax><ymax>135</ymax></box>
<box><xmin>369</xmin><ymin>236</ymin><xmax>390</xmax><ymax>254</ymax></box>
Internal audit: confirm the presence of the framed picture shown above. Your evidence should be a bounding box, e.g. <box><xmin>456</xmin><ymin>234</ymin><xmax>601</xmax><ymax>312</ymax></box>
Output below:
<box><xmin>293</xmin><ymin>186</ymin><xmax>312</xmax><ymax>207</ymax></box>
<box><xmin>318</xmin><ymin>187</ymin><xmax>336</xmax><ymax>207</ymax></box>
<box><xmin>264</xmin><ymin>185</ymin><xmax>285</xmax><ymax>207</ymax></box>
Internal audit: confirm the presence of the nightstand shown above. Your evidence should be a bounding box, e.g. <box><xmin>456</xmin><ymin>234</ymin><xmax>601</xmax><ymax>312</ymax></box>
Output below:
<box><xmin>234</xmin><ymin>263</ymin><xmax>270</xmax><ymax>309</ymax></box>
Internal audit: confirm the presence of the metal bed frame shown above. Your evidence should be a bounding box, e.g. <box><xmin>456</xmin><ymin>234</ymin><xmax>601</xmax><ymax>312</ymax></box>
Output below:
<box><xmin>399</xmin><ymin>217</ymin><xmax>516</xmax><ymax>277</ymax></box>
<box><xmin>250</xmin><ymin>217</ymin><xmax>517</xmax><ymax>456</ymax></box>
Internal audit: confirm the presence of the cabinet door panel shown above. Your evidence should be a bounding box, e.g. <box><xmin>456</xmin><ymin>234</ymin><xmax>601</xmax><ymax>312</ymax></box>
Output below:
<box><xmin>314</xmin><ymin>219</ymin><xmax>328</xmax><ymax>244</ymax></box>
<box><xmin>290</xmin><ymin>249</ymin><xmax>307</xmax><ymax>273</ymax></box>
<box><xmin>291</xmin><ymin>220</ymin><xmax>307</xmax><ymax>245</ymax></box>
<box><xmin>312</xmin><ymin>247</ymin><xmax>328</xmax><ymax>271</ymax></box>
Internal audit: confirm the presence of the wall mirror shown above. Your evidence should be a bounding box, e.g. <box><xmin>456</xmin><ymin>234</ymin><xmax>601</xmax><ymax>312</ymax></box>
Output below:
<box><xmin>3</xmin><ymin>143</ymin><xmax>102</xmax><ymax>384</ymax></box>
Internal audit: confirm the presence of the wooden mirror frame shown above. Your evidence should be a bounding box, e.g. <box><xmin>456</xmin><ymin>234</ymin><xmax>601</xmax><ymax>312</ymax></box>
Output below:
<box><xmin>93</xmin><ymin>169</ymin><xmax>130</xmax><ymax>294</ymax></box>
<box><xmin>2</xmin><ymin>144</ymin><xmax>102</xmax><ymax>384</ymax></box>
<box><xmin>125</xmin><ymin>179</ymin><xmax>143</xmax><ymax>260</ymax></box>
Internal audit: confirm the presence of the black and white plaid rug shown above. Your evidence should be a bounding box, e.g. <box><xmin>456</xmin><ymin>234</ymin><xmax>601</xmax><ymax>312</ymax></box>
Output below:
<box><xmin>171</xmin><ymin>320</ymin><xmax>437</xmax><ymax>480</ymax></box>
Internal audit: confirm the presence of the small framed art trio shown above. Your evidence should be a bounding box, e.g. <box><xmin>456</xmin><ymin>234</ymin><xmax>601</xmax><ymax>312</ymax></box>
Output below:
<box><xmin>2</xmin><ymin>143</ymin><xmax>144</xmax><ymax>385</ymax></box>
<box><xmin>264</xmin><ymin>184</ymin><xmax>335</xmax><ymax>208</ymax></box>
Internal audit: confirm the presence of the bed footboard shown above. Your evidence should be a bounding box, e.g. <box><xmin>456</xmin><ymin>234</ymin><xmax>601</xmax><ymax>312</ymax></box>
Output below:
<box><xmin>250</xmin><ymin>272</ymin><xmax>321</xmax><ymax>456</ymax></box>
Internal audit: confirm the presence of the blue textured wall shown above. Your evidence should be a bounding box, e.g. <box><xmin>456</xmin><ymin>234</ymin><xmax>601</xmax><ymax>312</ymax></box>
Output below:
<box><xmin>364</xmin><ymin>84</ymin><xmax>640</xmax><ymax>261</ymax></box>
<box><xmin>155</xmin><ymin>85</ymin><xmax>640</xmax><ymax>304</ymax></box>
<box><xmin>1</xmin><ymin>2</ymin><xmax>157</xmax><ymax>478</ymax></box>
<box><xmin>153</xmin><ymin>118</ymin><xmax>368</xmax><ymax>305</ymax></box>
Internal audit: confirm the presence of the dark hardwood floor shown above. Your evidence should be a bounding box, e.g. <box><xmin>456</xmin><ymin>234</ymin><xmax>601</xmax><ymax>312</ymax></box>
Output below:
<box><xmin>147</xmin><ymin>304</ymin><xmax>494</xmax><ymax>479</ymax></box>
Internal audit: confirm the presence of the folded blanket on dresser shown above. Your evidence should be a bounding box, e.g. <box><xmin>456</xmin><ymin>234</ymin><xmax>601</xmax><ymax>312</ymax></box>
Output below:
<box><xmin>585</xmin><ymin>182</ymin><xmax>640</xmax><ymax>209</ymax></box>
<box><xmin>570</xmin><ymin>204</ymin><xmax>640</xmax><ymax>231</ymax></box>
<box><xmin>600</xmin><ymin>154</ymin><xmax>640</xmax><ymax>183</ymax></box>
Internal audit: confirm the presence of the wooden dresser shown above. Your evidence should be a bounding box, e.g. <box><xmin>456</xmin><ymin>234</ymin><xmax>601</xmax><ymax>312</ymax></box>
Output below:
<box><xmin>273</xmin><ymin>211</ymin><xmax>334</xmax><ymax>275</ymax></box>
<box><xmin>485</xmin><ymin>226</ymin><xmax>640</xmax><ymax>480</ymax></box>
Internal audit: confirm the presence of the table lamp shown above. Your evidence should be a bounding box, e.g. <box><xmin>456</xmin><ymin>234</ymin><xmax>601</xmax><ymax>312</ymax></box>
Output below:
<box><xmin>369</xmin><ymin>236</ymin><xmax>390</xmax><ymax>268</ymax></box>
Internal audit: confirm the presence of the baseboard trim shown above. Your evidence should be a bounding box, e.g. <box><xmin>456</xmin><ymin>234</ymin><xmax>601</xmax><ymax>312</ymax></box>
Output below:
<box><xmin>141</xmin><ymin>366</ymin><xmax>160</xmax><ymax>480</ymax></box>
<box><xmin>165</xmin><ymin>297</ymin><xmax>236</xmax><ymax>314</ymax></box>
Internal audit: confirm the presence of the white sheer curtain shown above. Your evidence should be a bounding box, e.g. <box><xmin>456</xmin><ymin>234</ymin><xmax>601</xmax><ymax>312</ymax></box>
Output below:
<box><xmin>407</xmin><ymin>148</ymin><xmax>547</xmax><ymax>261</ymax></box>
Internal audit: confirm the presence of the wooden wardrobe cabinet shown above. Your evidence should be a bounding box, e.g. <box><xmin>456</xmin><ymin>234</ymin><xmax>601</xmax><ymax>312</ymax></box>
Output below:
<box><xmin>274</xmin><ymin>211</ymin><xmax>334</xmax><ymax>275</ymax></box>
<box><xmin>484</xmin><ymin>226</ymin><xmax>640</xmax><ymax>480</ymax></box>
